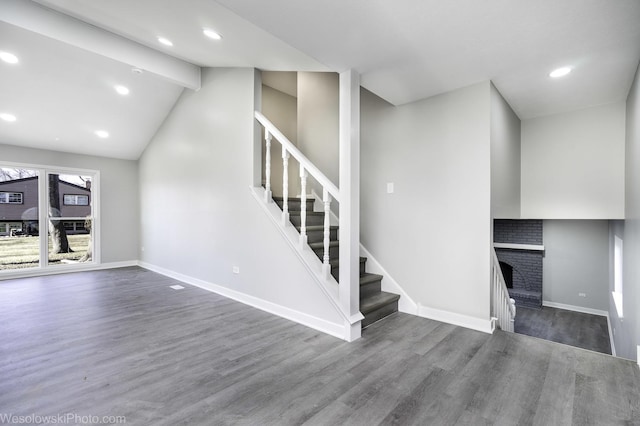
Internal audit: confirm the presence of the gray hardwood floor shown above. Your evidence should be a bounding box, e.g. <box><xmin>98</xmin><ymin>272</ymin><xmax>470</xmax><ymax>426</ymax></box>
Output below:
<box><xmin>1</xmin><ymin>267</ymin><xmax>639</xmax><ymax>425</ymax></box>
<box><xmin>515</xmin><ymin>306</ymin><xmax>612</xmax><ymax>355</ymax></box>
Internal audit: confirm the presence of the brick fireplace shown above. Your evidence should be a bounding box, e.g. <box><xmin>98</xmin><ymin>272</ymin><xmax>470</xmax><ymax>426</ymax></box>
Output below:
<box><xmin>494</xmin><ymin>220</ymin><xmax>544</xmax><ymax>308</ymax></box>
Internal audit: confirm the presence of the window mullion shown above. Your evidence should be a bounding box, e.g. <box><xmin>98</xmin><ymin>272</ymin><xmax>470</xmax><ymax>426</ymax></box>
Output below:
<box><xmin>39</xmin><ymin>170</ymin><xmax>48</xmax><ymax>268</ymax></box>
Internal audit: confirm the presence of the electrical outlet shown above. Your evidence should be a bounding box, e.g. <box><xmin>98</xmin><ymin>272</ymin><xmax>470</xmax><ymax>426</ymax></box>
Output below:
<box><xmin>233</xmin><ymin>266</ymin><xmax>240</xmax><ymax>274</ymax></box>
<box><xmin>579</xmin><ymin>292</ymin><xmax>586</xmax><ymax>297</ymax></box>
<box><xmin>387</xmin><ymin>182</ymin><xmax>394</xmax><ymax>194</ymax></box>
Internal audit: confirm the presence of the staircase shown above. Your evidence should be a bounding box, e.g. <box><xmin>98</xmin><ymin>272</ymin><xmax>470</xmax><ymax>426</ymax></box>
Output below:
<box><xmin>274</xmin><ymin>196</ymin><xmax>400</xmax><ymax>328</ymax></box>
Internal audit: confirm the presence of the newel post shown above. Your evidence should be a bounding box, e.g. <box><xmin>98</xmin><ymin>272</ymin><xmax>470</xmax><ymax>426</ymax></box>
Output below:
<box><xmin>339</xmin><ymin>69</ymin><xmax>361</xmax><ymax>341</ymax></box>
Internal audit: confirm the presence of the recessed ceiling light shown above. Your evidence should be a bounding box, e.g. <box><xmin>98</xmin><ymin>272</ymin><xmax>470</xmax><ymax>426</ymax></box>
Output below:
<box><xmin>157</xmin><ymin>37</ymin><xmax>173</xmax><ymax>47</ymax></box>
<box><xmin>203</xmin><ymin>28</ymin><xmax>222</xmax><ymax>40</ymax></box>
<box><xmin>94</xmin><ymin>130</ymin><xmax>109</xmax><ymax>138</ymax></box>
<box><xmin>131</xmin><ymin>67</ymin><xmax>143</xmax><ymax>75</ymax></box>
<box><xmin>114</xmin><ymin>85</ymin><xmax>130</xmax><ymax>95</ymax></box>
<box><xmin>0</xmin><ymin>113</ymin><xmax>17</xmax><ymax>122</ymax></box>
<box><xmin>0</xmin><ymin>51</ymin><xmax>18</xmax><ymax>64</ymax></box>
<box><xmin>549</xmin><ymin>67</ymin><xmax>572</xmax><ymax>78</ymax></box>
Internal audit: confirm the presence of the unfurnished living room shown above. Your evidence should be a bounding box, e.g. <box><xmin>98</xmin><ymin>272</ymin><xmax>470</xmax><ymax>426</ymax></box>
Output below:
<box><xmin>1</xmin><ymin>1</ymin><xmax>640</xmax><ymax>425</ymax></box>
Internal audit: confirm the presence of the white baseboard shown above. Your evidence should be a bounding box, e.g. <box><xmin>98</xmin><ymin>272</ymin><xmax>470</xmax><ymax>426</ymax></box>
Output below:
<box><xmin>418</xmin><ymin>304</ymin><xmax>494</xmax><ymax>334</ymax></box>
<box><xmin>0</xmin><ymin>260</ymin><xmax>138</xmax><ymax>281</ymax></box>
<box><xmin>138</xmin><ymin>261</ymin><xmax>348</xmax><ymax>341</ymax></box>
<box><xmin>358</xmin><ymin>245</ymin><xmax>418</xmax><ymax>315</ymax></box>
<box><xmin>542</xmin><ymin>301</ymin><xmax>608</xmax><ymax>317</ymax></box>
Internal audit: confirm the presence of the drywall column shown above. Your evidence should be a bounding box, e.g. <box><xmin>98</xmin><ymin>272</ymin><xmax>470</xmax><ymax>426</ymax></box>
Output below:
<box><xmin>339</xmin><ymin>69</ymin><xmax>362</xmax><ymax>341</ymax></box>
<box><xmin>623</xmin><ymin>61</ymin><xmax>640</xmax><ymax>363</ymax></box>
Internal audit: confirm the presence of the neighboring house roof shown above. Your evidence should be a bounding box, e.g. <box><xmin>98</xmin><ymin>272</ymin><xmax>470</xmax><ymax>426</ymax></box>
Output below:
<box><xmin>0</xmin><ymin>176</ymin><xmax>38</xmax><ymax>186</ymax></box>
<box><xmin>0</xmin><ymin>176</ymin><xmax>91</xmax><ymax>192</ymax></box>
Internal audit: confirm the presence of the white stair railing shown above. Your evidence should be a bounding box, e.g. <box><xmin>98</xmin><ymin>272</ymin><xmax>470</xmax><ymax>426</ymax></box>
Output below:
<box><xmin>255</xmin><ymin>111</ymin><xmax>340</xmax><ymax>280</ymax></box>
<box><xmin>491</xmin><ymin>248</ymin><xmax>516</xmax><ymax>332</ymax></box>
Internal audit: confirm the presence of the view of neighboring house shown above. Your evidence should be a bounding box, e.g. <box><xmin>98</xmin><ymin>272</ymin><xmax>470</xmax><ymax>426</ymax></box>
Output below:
<box><xmin>0</xmin><ymin>176</ymin><xmax>91</xmax><ymax>236</ymax></box>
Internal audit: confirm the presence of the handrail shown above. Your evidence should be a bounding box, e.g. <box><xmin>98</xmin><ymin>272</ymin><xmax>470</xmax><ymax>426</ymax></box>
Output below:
<box><xmin>255</xmin><ymin>111</ymin><xmax>340</xmax><ymax>201</ymax></box>
<box><xmin>491</xmin><ymin>248</ymin><xmax>516</xmax><ymax>332</ymax></box>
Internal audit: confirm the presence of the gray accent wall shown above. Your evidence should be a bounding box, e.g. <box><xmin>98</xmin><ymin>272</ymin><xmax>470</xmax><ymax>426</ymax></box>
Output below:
<box><xmin>543</xmin><ymin>220</ymin><xmax>609</xmax><ymax>312</ymax></box>
<box><xmin>138</xmin><ymin>67</ymin><xmax>343</xmax><ymax>327</ymax></box>
<box><xmin>361</xmin><ymin>82</ymin><xmax>491</xmax><ymax>321</ymax></box>
<box><xmin>490</xmin><ymin>83</ymin><xmax>521</xmax><ymax>219</ymax></box>
<box><xmin>0</xmin><ymin>143</ymin><xmax>139</xmax><ymax>264</ymax></box>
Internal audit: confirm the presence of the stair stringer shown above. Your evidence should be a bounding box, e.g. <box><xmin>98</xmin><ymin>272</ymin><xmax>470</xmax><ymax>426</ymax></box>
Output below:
<box><xmin>358</xmin><ymin>245</ymin><xmax>418</xmax><ymax>315</ymax></box>
<box><xmin>250</xmin><ymin>186</ymin><xmax>364</xmax><ymax>339</ymax></box>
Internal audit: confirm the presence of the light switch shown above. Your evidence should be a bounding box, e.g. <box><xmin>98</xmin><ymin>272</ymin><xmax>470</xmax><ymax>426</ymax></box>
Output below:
<box><xmin>387</xmin><ymin>182</ymin><xmax>394</xmax><ymax>194</ymax></box>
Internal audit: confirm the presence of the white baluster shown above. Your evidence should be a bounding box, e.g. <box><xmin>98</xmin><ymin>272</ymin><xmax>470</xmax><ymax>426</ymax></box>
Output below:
<box><xmin>323</xmin><ymin>188</ymin><xmax>331</xmax><ymax>279</ymax></box>
<box><xmin>300</xmin><ymin>165</ymin><xmax>308</xmax><ymax>247</ymax></box>
<box><xmin>264</xmin><ymin>131</ymin><xmax>272</xmax><ymax>203</ymax></box>
<box><xmin>282</xmin><ymin>149</ymin><xmax>290</xmax><ymax>225</ymax></box>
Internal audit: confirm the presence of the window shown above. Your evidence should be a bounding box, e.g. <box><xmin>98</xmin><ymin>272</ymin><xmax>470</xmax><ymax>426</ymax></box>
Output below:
<box><xmin>0</xmin><ymin>192</ymin><xmax>23</xmax><ymax>204</ymax></box>
<box><xmin>613</xmin><ymin>235</ymin><xmax>623</xmax><ymax>317</ymax></box>
<box><xmin>63</xmin><ymin>194</ymin><xmax>89</xmax><ymax>205</ymax></box>
<box><xmin>62</xmin><ymin>221</ymin><xmax>87</xmax><ymax>233</ymax></box>
<box><xmin>0</xmin><ymin>165</ymin><xmax>99</xmax><ymax>273</ymax></box>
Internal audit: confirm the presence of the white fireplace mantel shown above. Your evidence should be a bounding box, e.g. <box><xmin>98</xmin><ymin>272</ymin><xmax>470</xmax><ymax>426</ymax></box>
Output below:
<box><xmin>493</xmin><ymin>242</ymin><xmax>545</xmax><ymax>251</ymax></box>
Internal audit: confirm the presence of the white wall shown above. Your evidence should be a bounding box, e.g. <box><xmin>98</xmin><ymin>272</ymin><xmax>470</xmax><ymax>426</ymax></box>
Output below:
<box><xmin>612</xmin><ymin>61</ymin><xmax>640</xmax><ymax>361</ymax></box>
<box><xmin>297</xmin><ymin>72</ymin><xmax>339</xmax><ymax>187</ymax></box>
<box><xmin>361</xmin><ymin>82</ymin><xmax>492</xmax><ymax>325</ymax></box>
<box><xmin>490</xmin><ymin>83</ymin><xmax>521</xmax><ymax>219</ymax></box>
<box><xmin>521</xmin><ymin>102</ymin><xmax>625</xmax><ymax>219</ymax></box>
<box><xmin>0</xmin><ymin>143</ymin><xmax>139</xmax><ymax>264</ymax></box>
<box><xmin>138</xmin><ymin>68</ymin><xmax>343</xmax><ymax>334</ymax></box>
<box><xmin>543</xmin><ymin>220</ymin><xmax>609</xmax><ymax>312</ymax></box>
<box><xmin>262</xmin><ymin>84</ymin><xmax>299</xmax><ymax>197</ymax></box>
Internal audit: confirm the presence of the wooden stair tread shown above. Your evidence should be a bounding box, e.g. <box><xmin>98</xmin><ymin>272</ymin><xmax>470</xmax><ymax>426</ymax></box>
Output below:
<box><xmin>360</xmin><ymin>272</ymin><xmax>383</xmax><ymax>285</ymax></box>
<box><xmin>329</xmin><ymin>257</ymin><xmax>366</xmax><ymax>267</ymax></box>
<box><xmin>360</xmin><ymin>291</ymin><xmax>401</xmax><ymax>315</ymax></box>
<box><xmin>309</xmin><ymin>240</ymin><xmax>339</xmax><ymax>249</ymax></box>
<box><xmin>272</xmin><ymin>196</ymin><xmax>316</xmax><ymax>202</ymax></box>
<box><xmin>271</xmin><ymin>194</ymin><xmax>400</xmax><ymax>329</ymax></box>
<box><xmin>289</xmin><ymin>211</ymin><xmax>324</xmax><ymax>216</ymax></box>
<box><xmin>296</xmin><ymin>225</ymin><xmax>339</xmax><ymax>231</ymax></box>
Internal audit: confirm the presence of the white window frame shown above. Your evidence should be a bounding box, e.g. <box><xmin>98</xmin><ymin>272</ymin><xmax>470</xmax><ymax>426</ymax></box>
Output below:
<box><xmin>612</xmin><ymin>235</ymin><xmax>623</xmax><ymax>318</ymax></box>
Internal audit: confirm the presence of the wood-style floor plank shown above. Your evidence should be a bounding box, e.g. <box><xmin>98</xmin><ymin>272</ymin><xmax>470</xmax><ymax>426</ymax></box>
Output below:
<box><xmin>515</xmin><ymin>306</ymin><xmax>611</xmax><ymax>354</ymax></box>
<box><xmin>1</xmin><ymin>267</ymin><xmax>638</xmax><ymax>425</ymax></box>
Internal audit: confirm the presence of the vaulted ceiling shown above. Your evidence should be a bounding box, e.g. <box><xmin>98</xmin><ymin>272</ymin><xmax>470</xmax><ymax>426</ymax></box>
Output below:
<box><xmin>1</xmin><ymin>0</ymin><xmax>639</xmax><ymax>160</ymax></box>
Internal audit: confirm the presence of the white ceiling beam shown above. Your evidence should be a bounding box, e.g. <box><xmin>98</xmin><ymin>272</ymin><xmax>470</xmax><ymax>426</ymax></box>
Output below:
<box><xmin>1</xmin><ymin>0</ymin><xmax>201</xmax><ymax>90</ymax></box>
